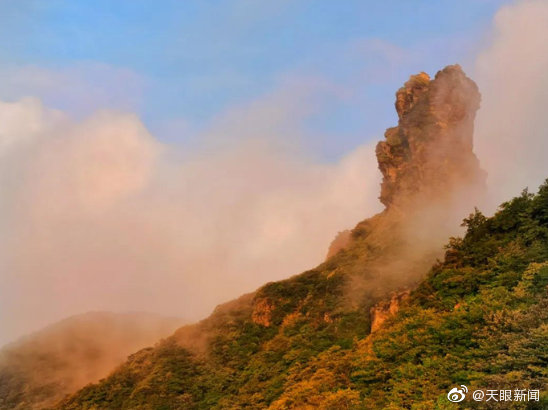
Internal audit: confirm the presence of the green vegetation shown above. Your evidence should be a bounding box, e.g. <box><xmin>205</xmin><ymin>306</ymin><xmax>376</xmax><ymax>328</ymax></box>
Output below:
<box><xmin>59</xmin><ymin>182</ymin><xmax>548</xmax><ymax>409</ymax></box>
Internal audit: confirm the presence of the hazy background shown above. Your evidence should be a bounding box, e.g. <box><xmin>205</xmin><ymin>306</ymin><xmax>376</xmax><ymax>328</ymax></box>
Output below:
<box><xmin>1</xmin><ymin>0</ymin><xmax>547</xmax><ymax>346</ymax></box>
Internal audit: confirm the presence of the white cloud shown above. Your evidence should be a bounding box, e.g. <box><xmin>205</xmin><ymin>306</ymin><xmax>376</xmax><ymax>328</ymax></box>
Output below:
<box><xmin>0</xmin><ymin>81</ymin><xmax>382</xmax><ymax>346</ymax></box>
<box><xmin>474</xmin><ymin>0</ymin><xmax>548</xmax><ymax>207</ymax></box>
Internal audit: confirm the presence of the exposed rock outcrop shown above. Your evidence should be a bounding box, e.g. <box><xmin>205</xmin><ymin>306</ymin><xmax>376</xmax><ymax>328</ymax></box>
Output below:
<box><xmin>326</xmin><ymin>65</ymin><xmax>486</xmax><ymax>273</ymax></box>
<box><xmin>370</xmin><ymin>290</ymin><xmax>410</xmax><ymax>332</ymax></box>
<box><xmin>376</xmin><ymin>65</ymin><xmax>485</xmax><ymax>209</ymax></box>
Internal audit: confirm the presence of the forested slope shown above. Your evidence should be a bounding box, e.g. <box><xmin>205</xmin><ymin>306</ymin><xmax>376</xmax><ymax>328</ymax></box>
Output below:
<box><xmin>58</xmin><ymin>67</ymin><xmax>547</xmax><ymax>409</ymax></box>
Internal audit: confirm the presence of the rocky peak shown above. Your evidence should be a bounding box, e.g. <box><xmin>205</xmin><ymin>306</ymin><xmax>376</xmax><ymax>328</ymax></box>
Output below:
<box><xmin>376</xmin><ymin>64</ymin><xmax>485</xmax><ymax>209</ymax></box>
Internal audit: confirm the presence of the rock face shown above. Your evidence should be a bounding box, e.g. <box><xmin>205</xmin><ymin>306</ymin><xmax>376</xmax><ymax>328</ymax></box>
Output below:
<box><xmin>370</xmin><ymin>290</ymin><xmax>410</xmax><ymax>332</ymax></box>
<box><xmin>376</xmin><ymin>65</ymin><xmax>485</xmax><ymax>209</ymax></box>
<box><xmin>326</xmin><ymin>65</ymin><xmax>486</xmax><ymax>273</ymax></box>
<box><xmin>323</xmin><ymin>65</ymin><xmax>488</xmax><ymax>303</ymax></box>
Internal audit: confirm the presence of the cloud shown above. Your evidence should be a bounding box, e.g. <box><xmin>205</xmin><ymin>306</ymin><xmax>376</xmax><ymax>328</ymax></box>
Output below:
<box><xmin>474</xmin><ymin>0</ymin><xmax>548</xmax><ymax>207</ymax></box>
<box><xmin>0</xmin><ymin>81</ymin><xmax>382</xmax><ymax>346</ymax></box>
<box><xmin>6</xmin><ymin>0</ymin><xmax>545</xmax><ymax>348</ymax></box>
<box><xmin>0</xmin><ymin>63</ymin><xmax>145</xmax><ymax>117</ymax></box>
<box><xmin>0</xmin><ymin>97</ymin><xmax>64</xmax><ymax>151</ymax></box>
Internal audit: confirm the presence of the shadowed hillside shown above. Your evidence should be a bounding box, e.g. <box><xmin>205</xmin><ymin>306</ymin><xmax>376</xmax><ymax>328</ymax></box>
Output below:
<box><xmin>0</xmin><ymin>312</ymin><xmax>184</xmax><ymax>409</ymax></box>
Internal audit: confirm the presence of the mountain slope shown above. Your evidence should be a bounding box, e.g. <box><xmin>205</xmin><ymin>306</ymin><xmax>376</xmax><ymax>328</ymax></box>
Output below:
<box><xmin>54</xmin><ymin>65</ymin><xmax>526</xmax><ymax>409</ymax></box>
<box><xmin>0</xmin><ymin>312</ymin><xmax>183</xmax><ymax>409</ymax></box>
<box><xmin>272</xmin><ymin>187</ymin><xmax>548</xmax><ymax>408</ymax></box>
<box><xmin>58</xmin><ymin>186</ymin><xmax>548</xmax><ymax>409</ymax></box>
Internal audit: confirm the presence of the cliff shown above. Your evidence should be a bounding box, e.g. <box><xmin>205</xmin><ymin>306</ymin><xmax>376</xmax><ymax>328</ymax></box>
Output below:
<box><xmin>377</xmin><ymin>65</ymin><xmax>485</xmax><ymax>210</ymax></box>
<box><xmin>326</xmin><ymin>65</ymin><xmax>486</xmax><ymax>263</ymax></box>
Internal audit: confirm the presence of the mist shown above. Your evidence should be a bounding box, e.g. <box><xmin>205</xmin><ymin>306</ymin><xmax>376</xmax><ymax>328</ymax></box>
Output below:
<box><xmin>474</xmin><ymin>0</ymin><xmax>548</xmax><ymax>209</ymax></box>
<box><xmin>1</xmin><ymin>0</ymin><xmax>548</xmax><ymax>349</ymax></box>
<box><xmin>0</xmin><ymin>86</ymin><xmax>382</xmax><ymax>346</ymax></box>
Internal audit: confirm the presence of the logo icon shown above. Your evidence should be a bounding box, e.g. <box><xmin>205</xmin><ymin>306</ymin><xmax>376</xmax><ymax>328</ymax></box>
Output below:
<box><xmin>447</xmin><ymin>385</ymin><xmax>468</xmax><ymax>402</ymax></box>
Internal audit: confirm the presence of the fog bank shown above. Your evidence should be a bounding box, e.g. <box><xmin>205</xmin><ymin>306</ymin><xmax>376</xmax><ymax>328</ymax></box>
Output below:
<box><xmin>0</xmin><ymin>88</ymin><xmax>382</xmax><ymax>346</ymax></box>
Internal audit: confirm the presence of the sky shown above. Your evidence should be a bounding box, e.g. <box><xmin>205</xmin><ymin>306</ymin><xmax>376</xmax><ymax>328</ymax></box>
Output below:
<box><xmin>0</xmin><ymin>0</ymin><xmax>512</xmax><ymax>159</ymax></box>
<box><xmin>3</xmin><ymin>0</ymin><xmax>548</xmax><ymax>346</ymax></box>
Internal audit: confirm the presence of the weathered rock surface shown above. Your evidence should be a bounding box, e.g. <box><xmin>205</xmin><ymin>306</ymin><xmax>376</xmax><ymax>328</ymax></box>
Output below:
<box><xmin>376</xmin><ymin>65</ymin><xmax>485</xmax><ymax>209</ymax></box>
<box><xmin>326</xmin><ymin>65</ymin><xmax>487</xmax><ymax>299</ymax></box>
<box><xmin>370</xmin><ymin>290</ymin><xmax>410</xmax><ymax>332</ymax></box>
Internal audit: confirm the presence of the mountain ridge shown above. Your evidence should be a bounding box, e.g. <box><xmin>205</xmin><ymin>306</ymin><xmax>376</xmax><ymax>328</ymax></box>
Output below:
<box><xmin>51</xmin><ymin>64</ymin><xmax>521</xmax><ymax>409</ymax></box>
